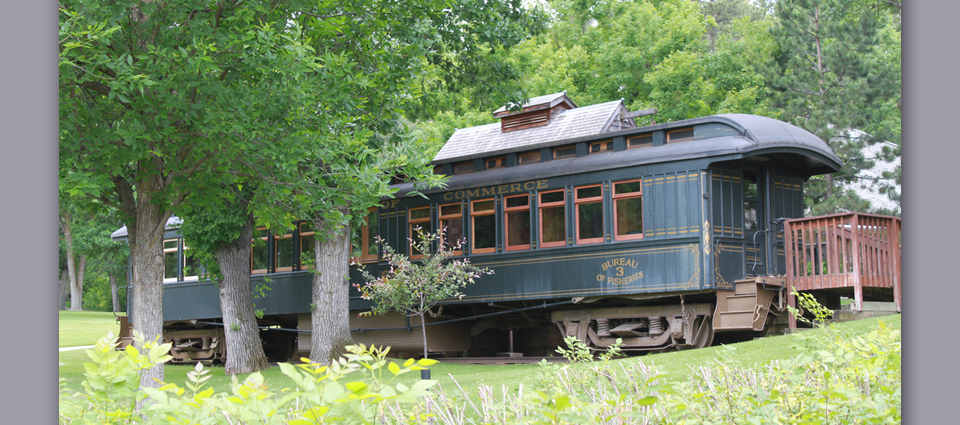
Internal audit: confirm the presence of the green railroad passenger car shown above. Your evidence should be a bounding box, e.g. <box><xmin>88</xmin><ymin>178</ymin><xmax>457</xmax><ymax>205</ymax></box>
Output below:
<box><xmin>115</xmin><ymin>92</ymin><xmax>842</xmax><ymax>362</ymax></box>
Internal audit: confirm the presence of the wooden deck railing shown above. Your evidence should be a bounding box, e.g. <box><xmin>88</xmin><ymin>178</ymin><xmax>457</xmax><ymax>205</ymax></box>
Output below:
<box><xmin>783</xmin><ymin>213</ymin><xmax>901</xmax><ymax>323</ymax></box>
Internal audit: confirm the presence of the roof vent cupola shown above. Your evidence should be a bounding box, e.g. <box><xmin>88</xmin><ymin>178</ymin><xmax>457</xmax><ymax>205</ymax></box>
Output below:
<box><xmin>493</xmin><ymin>92</ymin><xmax>578</xmax><ymax>133</ymax></box>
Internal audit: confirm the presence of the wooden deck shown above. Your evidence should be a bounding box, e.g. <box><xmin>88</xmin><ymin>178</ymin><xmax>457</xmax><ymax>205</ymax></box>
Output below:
<box><xmin>783</xmin><ymin>213</ymin><xmax>901</xmax><ymax>327</ymax></box>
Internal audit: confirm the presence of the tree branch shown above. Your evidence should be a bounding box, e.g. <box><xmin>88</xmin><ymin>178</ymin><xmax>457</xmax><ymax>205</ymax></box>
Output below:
<box><xmin>164</xmin><ymin>148</ymin><xmax>221</xmax><ymax>184</ymax></box>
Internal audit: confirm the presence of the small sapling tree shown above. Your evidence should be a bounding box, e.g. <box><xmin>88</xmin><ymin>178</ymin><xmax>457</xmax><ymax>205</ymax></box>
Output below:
<box><xmin>356</xmin><ymin>227</ymin><xmax>493</xmax><ymax>359</ymax></box>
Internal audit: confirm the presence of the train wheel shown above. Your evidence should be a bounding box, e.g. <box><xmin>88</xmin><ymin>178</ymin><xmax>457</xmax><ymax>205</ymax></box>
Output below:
<box><xmin>681</xmin><ymin>316</ymin><xmax>714</xmax><ymax>350</ymax></box>
<box><xmin>695</xmin><ymin>317</ymin><xmax>715</xmax><ymax>348</ymax></box>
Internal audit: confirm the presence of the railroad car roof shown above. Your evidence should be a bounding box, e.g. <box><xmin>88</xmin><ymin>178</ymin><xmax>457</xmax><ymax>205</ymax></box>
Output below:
<box><xmin>395</xmin><ymin>113</ymin><xmax>841</xmax><ymax>197</ymax></box>
<box><xmin>111</xmin><ymin>215</ymin><xmax>181</xmax><ymax>240</ymax></box>
<box><xmin>434</xmin><ymin>97</ymin><xmax>628</xmax><ymax>162</ymax></box>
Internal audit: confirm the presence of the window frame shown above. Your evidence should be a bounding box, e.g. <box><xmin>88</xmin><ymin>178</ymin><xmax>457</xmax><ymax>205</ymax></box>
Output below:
<box><xmin>667</xmin><ymin>127</ymin><xmax>694</xmax><ymax>143</ymax></box>
<box><xmin>299</xmin><ymin>221</ymin><xmax>316</xmax><ymax>270</ymax></box>
<box><xmin>574</xmin><ymin>184</ymin><xmax>605</xmax><ymax>245</ymax></box>
<box><xmin>588</xmin><ymin>140</ymin><xmax>613</xmax><ymax>154</ymax></box>
<box><xmin>181</xmin><ymin>242</ymin><xmax>198</xmax><ymax>281</ymax></box>
<box><xmin>358</xmin><ymin>208</ymin><xmax>380</xmax><ymax>263</ymax></box>
<box><xmin>251</xmin><ymin>226</ymin><xmax>270</xmax><ymax>275</ymax></box>
<box><xmin>627</xmin><ymin>134</ymin><xmax>653</xmax><ymax>149</ymax></box>
<box><xmin>612</xmin><ymin>179</ymin><xmax>644</xmax><ymax>241</ymax></box>
<box><xmin>163</xmin><ymin>238</ymin><xmax>179</xmax><ymax>283</ymax></box>
<box><xmin>470</xmin><ymin>198</ymin><xmax>497</xmax><ymax>254</ymax></box>
<box><xmin>518</xmin><ymin>150</ymin><xmax>541</xmax><ymax>165</ymax></box>
<box><xmin>438</xmin><ymin>203</ymin><xmax>464</xmax><ymax>256</ymax></box>
<box><xmin>408</xmin><ymin>206</ymin><xmax>431</xmax><ymax>260</ymax></box>
<box><xmin>485</xmin><ymin>156</ymin><xmax>506</xmax><ymax>170</ymax></box>
<box><xmin>273</xmin><ymin>231</ymin><xmax>295</xmax><ymax>273</ymax></box>
<box><xmin>453</xmin><ymin>161</ymin><xmax>475</xmax><ymax>175</ymax></box>
<box><xmin>538</xmin><ymin>189</ymin><xmax>567</xmax><ymax>248</ymax></box>
<box><xmin>503</xmin><ymin>194</ymin><xmax>532</xmax><ymax>251</ymax></box>
<box><xmin>552</xmin><ymin>145</ymin><xmax>577</xmax><ymax>160</ymax></box>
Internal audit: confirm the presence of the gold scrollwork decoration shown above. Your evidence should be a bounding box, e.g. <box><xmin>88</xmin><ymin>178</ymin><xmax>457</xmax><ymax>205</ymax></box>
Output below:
<box><xmin>685</xmin><ymin>244</ymin><xmax>701</xmax><ymax>289</ymax></box>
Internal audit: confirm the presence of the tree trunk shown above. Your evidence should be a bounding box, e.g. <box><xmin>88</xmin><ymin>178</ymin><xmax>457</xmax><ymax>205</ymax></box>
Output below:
<box><xmin>309</xmin><ymin>206</ymin><xmax>354</xmax><ymax>365</ymax></box>
<box><xmin>61</xmin><ymin>214</ymin><xmax>83</xmax><ymax>311</ymax></box>
<box><xmin>214</xmin><ymin>205</ymin><xmax>270</xmax><ymax>375</ymax></box>
<box><xmin>74</xmin><ymin>254</ymin><xmax>87</xmax><ymax>309</ymax></box>
<box><xmin>58</xmin><ymin>268</ymin><xmax>69</xmax><ymax>310</ymax></box>
<box><xmin>813</xmin><ymin>4</ymin><xmax>835</xmax><ymax>213</ymax></box>
<box><xmin>121</xmin><ymin>177</ymin><xmax>170</xmax><ymax>391</ymax></box>
<box><xmin>419</xmin><ymin>295</ymin><xmax>429</xmax><ymax>359</ymax></box>
<box><xmin>110</xmin><ymin>271</ymin><xmax>119</xmax><ymax>313</ymax></box>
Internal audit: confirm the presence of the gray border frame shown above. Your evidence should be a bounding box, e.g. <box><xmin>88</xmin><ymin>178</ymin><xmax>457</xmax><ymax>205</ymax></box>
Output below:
<box><xmin>5</xmin><ymin>2</ymin><xmax>56</xmax><ymax>422</ymax></box>
<box><xmin>909</xmin><ymin>2</ymin><xmax>955</xmax><ymax>423</ymax></box>
<box><xmin>36</xmin><ymin>2</ymin><xmax>939</xmax><ymax>422</ymax></box>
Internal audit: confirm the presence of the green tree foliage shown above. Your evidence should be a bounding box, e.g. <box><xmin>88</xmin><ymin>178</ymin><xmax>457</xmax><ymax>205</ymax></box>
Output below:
<box><xmin>700</xmin><ymin>0</ymin><xmax>770</xmax><ymax>51</ymax></box>
<box><xmin>59</xmin><ymin>195</ymin><xmax>128</xmax><ymax>312</ymax></box>
<box><xmin>60</xmin><ymin>0</ymin><xmax>545</xmax><ymax>378</ymax></box>
<box><xmin>859</xmin><ymin>13</ymin><xmax>901</xmax><ymax>214</ymax></box>
<box><xmin>357</xmin><ymin>229</ymin><xmax>493</xmax><ymax>359</ymax></box>
<box><xmin>645</xmin><ymin>16</ymin><xmax>776</xmax><ymax>122</ymax></box>
<box><xmin>591</xmin><ymin>0</ymin><xmax>708</xmax><ymax>106</ymax></box>
<box><xmin>406</xmin><ymin>0</ymin><xmax>548</xmax><ymax>120</ymax></box>
<box><xmin>766</xmin><ymin>0</ymin><xmax>897</xmax><ymax>215</ymax></box>
<box><xmin>59</xmin><ymin>0</ymin><xmax>342</xmax><ymax>387</ymax></box>
<box><xmin>270</xmin><ymin>0</ymin><xmax>542</xmax><ymax>365</ymax></box>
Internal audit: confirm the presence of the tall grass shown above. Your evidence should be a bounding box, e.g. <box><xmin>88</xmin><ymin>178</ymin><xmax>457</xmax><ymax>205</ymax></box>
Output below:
<box><xmin>58</xmin><ymin>312</ymin><xmax>900</xmax><ymax>396</ymax></box>
<box><xmin>60</xmin><ymin>314</ymin><xmax>901</xmax><ymax>424</ymax></box>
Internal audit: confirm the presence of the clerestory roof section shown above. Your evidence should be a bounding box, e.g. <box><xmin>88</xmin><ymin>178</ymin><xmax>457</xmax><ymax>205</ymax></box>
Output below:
<box><xmin>434</xmin><ymin>98</ymin><xmax>628</xmax><ymax>164</ymax></box>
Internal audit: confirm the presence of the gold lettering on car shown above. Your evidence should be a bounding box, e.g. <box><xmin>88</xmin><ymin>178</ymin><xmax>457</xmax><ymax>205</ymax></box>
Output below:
<box><xmin>597</xmin><ymin>258</ymin><xmax>643</xmax><ymax>286</ymax></box>
<box><xmin>443</xmin><ymin>179</ymin><xmax>549</xmax><ymax>201</ymax></box>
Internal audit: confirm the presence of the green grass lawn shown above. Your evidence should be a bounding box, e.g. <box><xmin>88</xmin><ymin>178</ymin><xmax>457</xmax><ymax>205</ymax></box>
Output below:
<box><xmin>58</xmin><ymin>311</ymin><xmax>901</xmax><ymax>397</ymax></box>
<box><xmin>59</xmin><ymin>310</ymin><xmax>123</xmax><ymax>347</ymax></box>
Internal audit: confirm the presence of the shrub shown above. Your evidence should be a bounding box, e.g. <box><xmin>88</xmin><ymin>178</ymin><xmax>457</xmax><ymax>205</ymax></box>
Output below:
<box><xmin>61</xmin><ymin>317</ymin><xmax>900</xmax><ymax>424</ymax></box>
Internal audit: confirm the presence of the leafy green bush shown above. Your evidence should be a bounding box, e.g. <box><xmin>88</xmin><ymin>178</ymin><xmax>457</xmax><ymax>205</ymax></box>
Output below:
<box><xmin>60</xmin><ymin>334</ymin><xmax>439</xmax><ymax>424</ymax></box>
<box><xmin>61</xmin><ymin>315</ymin><xmax>900</xmax><ymax>424</ymax></box>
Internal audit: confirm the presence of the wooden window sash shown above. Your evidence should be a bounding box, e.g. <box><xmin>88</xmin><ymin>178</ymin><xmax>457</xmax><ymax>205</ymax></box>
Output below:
<box><xmin>518</xmin><ymin>151</ymin><xmax>541</xmax><ymax>165</ymax></box>
<box><xmin>454</xmin><ymin>161</ymin><xmax>475</xmax><ymax>175</ymax></box>
<box><xmin>439</xmin><ymin>203</ymin><xmax>464</xmax><ymax>255</ymax></box>
<box><xmin>667</xmin><ymin>128</ymin><xmax>694</xmax><ymax>143</ymax></box>
<box><xmin>627</xmin><ymin>134</ymin><xmax>653</xmax><ymax>149</ymax></box>
<box><xmin>299</xmin><ymin>222</ymin><xmax>316</xmax><ymax>270</ymax></box>
<box><xmin>553</xmin><ymin>146</ymin><xmax>577</xmax><ymax>159</ymax></box>
<box><xmin>575</xmin><ymin>184</ymin><xmax>605</xmax><ymax>245</ymax></box>
<box><xmin>163</xmin><ymin>239</ymin><xmax>179</xmax><ymax>282</ymax></box>
<box><xmin>539</xmin><ymin>190</ymin><xmax>567</xmax><ymax>248</ymax></box>
<box><xmin>274</xmin><ymin>233</ymin><xmax>294</xmax><ymax>272</ymax></box>
<box><xmin>471</xmin><ymin>199</ymin><xmax>496</xmax><ymax>254</ymax></box>
<box><xmin>589</xmin><ymin>140</ymin><xmax>613</xmax><ymax>154</ymax></box>
<box><xmin>359</xmin><ymin>208</ymin><xmax>379</xmax><ymax>263</ymax></box>
<box><xmin>504</xmin><ymin>194</ymin><xmax>531</xmax><ymax>251</ymax></box>
<box><xmin>181</xmin><ymin>244</ymin><xmax>199</xmax><ymax>281</ymax></box>
<box><xmin>485</xmin><ymin>157</ymin><xmax>506</xmax><ymax>170</ymax></box>
<box><xmin>613</xmin><ymin>179</ymin><xmax>644</xmax><ymax>241</ymax></box>
<box><xmin>408</xmin><ymin>206</ymin><xmax>431</xmax><ymax>260</ymax></box>
<box><xmin>251</xmin><ymin>227</ymin><xmax>269</xmax><ymax>275</ymax></box>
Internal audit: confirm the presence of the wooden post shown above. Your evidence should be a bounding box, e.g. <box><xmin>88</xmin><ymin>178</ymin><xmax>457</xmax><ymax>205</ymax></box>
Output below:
<box><xmin>890</xmin><ymin>218</ymin><xmax>901</xmax><ymax>312</ymax></box>
<box><xmin>783</xmin><ymin>220</ymin><xmax>797</xmax><ymax>329</ymax></box>
<box><xmin>850</xmin><ymin>214</ymin><xmax>863</xmax><ymax>311</ymax></box>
